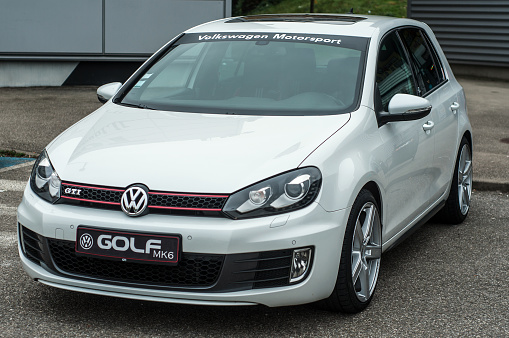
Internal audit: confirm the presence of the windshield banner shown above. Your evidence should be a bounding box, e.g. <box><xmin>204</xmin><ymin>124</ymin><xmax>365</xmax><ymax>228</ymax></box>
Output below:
<box><xmin>178</xmin><ymin>32</ymin><xmax>368</xmax><ymax>50</ymax></box>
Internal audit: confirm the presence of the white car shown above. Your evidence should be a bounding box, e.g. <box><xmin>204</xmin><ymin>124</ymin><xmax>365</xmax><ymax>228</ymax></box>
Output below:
<box><xmin>18</xmin><ymin>14</ymin><xmax>472</xmax><ymax>313</ymax></box>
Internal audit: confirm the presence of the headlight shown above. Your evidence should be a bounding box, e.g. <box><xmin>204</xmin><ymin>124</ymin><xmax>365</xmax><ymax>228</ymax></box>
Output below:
<box><xmin>223</xmin><ymin>167</ymin><xmax>321</xmax><ymax>219</ymax></box>
<box><xmin>30</xmin><ymin>150</ymin><xmax>61</xmax><ymax>203</ymax></box>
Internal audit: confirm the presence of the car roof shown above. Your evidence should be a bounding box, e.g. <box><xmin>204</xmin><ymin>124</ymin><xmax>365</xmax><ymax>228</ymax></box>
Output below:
<box><xmin>185</xmin><ymin>14</ymin><xmax>426</xmax><ymax>38</ymax></box>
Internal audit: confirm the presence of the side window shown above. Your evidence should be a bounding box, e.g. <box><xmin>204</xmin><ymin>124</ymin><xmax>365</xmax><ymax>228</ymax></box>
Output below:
<box><xmin>400</xmin><ymin>28</ymin><xmax>444</xmax><ymax>94</ymax></box>
<box><xmin>376</xmin><ymin>32</ymin><xmax>417</xmax><ymax>111</ymax></box>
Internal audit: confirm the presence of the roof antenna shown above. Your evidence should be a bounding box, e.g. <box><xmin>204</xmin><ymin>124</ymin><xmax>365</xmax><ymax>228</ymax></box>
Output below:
<box><xmin>348</xmin><ymin>8</ymin><xmax>354</xmax><ymax>14</ymax></box>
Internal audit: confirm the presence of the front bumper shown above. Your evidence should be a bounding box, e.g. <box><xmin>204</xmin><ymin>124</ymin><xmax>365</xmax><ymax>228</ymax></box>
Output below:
<box><xmin>17</xmin><ymin>184</ymin><xmax>349</xmax><ymax>307</ymax></box>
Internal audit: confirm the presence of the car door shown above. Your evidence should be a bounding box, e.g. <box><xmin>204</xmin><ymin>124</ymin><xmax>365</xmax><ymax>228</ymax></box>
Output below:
<box><xmin>399</xmin><ymin>27</ymin><xmax>460</xmax><ymax>203</ymax></box>
<box><xmin>374</xmin><ymin>31</ymin><xmax>435</xmax><ymax>242</ymax></box>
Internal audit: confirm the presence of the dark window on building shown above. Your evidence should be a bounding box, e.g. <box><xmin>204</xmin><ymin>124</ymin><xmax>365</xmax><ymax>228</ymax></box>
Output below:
<box><xmin>376</xmin><ymin>32</ymin><xmax>417</xmax><ymax>111</ymax></box>
<box><xmin>400</xmin><ymin>28</ymin><xmax>444</xmax><ymax>94</ymax></box>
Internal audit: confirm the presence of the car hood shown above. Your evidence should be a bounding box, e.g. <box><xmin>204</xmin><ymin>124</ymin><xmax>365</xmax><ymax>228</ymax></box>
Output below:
<box><xmin>47</xmin><ymin>103</ymin><xmax>350</xmax><ymax>193</ymax></box>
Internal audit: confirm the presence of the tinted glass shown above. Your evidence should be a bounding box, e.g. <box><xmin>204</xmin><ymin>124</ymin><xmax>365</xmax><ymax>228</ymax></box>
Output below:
<box><xmin>120</xmin><ymin>33</ymin><xmax>368</xmax><ymax>116</ymax></box>
<box><xmin>376</xmin><ymin>32</ymin><xmax>417</xmax><ymax>110</ymax></box>
<box><xmin>400</xmin><ymin>28</ymin><xmax>443</xmax><ymax>94</ymax></box>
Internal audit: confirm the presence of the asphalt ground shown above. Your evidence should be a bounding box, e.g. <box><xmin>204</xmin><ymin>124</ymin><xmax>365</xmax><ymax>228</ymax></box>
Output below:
<box><xmin>0</xmin><ymin>164</ymin><xmax>508</xmax><ymax>337</ymax></box>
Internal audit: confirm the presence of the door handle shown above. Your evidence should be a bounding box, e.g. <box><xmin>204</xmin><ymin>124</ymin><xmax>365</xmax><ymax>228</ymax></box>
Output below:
<box><xmin>422</xmin><ymin>121</ymin><xmax>435</xmax><ymax>134</ymax></box>
<box><xmin>450</xmin><ymin>102</ymin><xmax>460</xmax><ymax>114</ymax></box>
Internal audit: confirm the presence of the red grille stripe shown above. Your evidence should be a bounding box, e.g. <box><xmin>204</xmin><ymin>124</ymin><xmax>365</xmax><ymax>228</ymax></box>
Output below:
<box><xmin>149</xmin><ymin>192</ymin><xmax>228</xmax><ymax>198</ymax></box>
<box><xmin>148</xmin><ymin>205</ymin><xmax>223</xmax><ymax>211</ymax></box>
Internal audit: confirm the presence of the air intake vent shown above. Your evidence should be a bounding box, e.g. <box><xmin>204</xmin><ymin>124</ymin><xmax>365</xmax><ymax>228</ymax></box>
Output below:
<box><xmin>20</xmin><ymin>225</ymin><xmax>44</xmax><ymax>265</ymax></box>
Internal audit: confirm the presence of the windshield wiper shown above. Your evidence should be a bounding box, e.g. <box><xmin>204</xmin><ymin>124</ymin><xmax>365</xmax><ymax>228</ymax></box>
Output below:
<box><xmin>118</xmin><ymin>102</ymin><xmax>156</xmax><ymax>110</ymax></box>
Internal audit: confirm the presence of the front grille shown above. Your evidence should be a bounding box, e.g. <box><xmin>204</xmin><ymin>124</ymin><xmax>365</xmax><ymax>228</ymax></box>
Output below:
<box><xmin>20</xmin><ymin>226</ymin><xmax>305</xmax><ymax>292</ymax></box>
<box><xmin>49</xmin><ymin>239</ymin><xmax>224</xmax><ymax>287</ymax></box>
<box><xmin>59</xmin><ymin>182</ymin><xmax>229</xmax><ymax>216</ymax></box>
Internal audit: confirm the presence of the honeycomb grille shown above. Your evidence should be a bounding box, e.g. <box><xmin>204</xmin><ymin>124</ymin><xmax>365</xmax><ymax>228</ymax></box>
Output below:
<box><xmin>149</xmin><ymin>193</ymin><xmax>226</xmax><ymax>210</ymax></box>
<box><xmin>49</xmin><ymin>239</ymin><xmax>224</xmax><ymax>287</ymax></box>
<box><xmin>61</xmin><ymin>183</ymin><xmax>122</xmax><ymax>205</ymax></box>
<box><xmin>59</xmin><ymin>182</ymin><xmax>229</xmax><ymax>213</ymax></box>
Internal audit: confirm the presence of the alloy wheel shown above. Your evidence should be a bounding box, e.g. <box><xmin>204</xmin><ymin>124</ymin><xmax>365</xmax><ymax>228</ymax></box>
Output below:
<box><xmin>457</xmin><ymin>144</ymin><xmax>473</xmax><ymax>215</ymax></box>
<box><xmin>351</xmin><ymin>202</ymin><xmax>382</xmax><ymax>302</ymax></box>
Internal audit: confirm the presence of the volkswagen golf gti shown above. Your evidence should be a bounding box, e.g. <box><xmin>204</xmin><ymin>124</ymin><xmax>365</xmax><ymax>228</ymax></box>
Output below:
<box><xmin>18</xmin><ymin>14</ymin><xmax>472</xmax><ymax>313</ymax></box>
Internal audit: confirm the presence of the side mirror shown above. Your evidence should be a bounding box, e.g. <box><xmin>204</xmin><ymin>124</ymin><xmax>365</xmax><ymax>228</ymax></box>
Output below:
<box><xmin>378</xmin><ymin>94</ymin><xmax>431</xmax><ymax>125</ymax></box>
<box><xmin>97</xmin><ymin>82</ymin><xmax>122</xmax><ymax>103</ymax></box>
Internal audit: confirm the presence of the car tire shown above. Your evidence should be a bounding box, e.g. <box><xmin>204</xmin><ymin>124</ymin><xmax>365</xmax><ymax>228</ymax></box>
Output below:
<box><xmin>436</xmin><ymin>137</ymin><xmax>472</xmax><ymax>224</ymax></box>
<box><xmin>321</xmin><ymin>189</ymin><xmax>382</xmax><ymax>313</ymax></box>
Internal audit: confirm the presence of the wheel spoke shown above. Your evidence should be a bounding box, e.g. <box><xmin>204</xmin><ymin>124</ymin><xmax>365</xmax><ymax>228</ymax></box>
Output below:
<box><xmin>458</xmin><ymin>184</ymin><xmax>464</xmax><ymax>207</ymax></box>
<box><xmin>462</xmin><ymin>160</ymin><xmax>472</xmax><ymax>177</ymax></box>
<box><xmin>351</xmin><ymin>253</ymin><xmax>362</xmax><ymax>283</ymax></box>
<box><xmin>364</xmin><ymin>245</ymin><xmax>381</xmax><ymax>260</ymax></box>
<box><xmin>362</xmin><ymin>205</ymin><xmax>375</xmax><ymax>241</ymax></box>
<box><xmin>462</xmin><ymin>185</ymin><xmax>470</xmax><ymax>207</ymax></box>
<box><xmin>358</xmin><ymin>267</ymin><xmax>370</xmax><ymax>300</ymax></box>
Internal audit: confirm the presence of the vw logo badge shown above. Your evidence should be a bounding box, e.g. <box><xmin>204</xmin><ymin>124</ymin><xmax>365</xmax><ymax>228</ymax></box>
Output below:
<box><xmin>80</xmin><ymin>233</ymin><xmax>93</xmax><ymax>250</ymax></box>
<box><xmin>121</xmin><ymin>185</ymin><xmax>149</xmax><ymax>217</ymax></box>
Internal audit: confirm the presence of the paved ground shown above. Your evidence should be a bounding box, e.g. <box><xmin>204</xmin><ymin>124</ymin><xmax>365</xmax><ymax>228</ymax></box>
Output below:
<box><xmin>0</xmin><ymin>77</ymin><xmax>508</xmax><ymax>190</ymax></box>
<box><xmin>461</xmin><ymin>77</ymin><xmax>509</xmax><ymax>191</ymax></box>
<box><xmin>0</xmin><ymin>86</ymin><xmax>102</xmax><ymax>156</ymax></box>
<box><xmin>0</xmin><ymin>164</ymin><xmax>507</xmax><ymax>337</ymax></box>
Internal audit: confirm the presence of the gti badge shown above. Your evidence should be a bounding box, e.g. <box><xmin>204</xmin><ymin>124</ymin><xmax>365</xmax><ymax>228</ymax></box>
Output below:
<box><xmin>64</xmin><ymin>188</ymin><xmax>82</xmax><ymax>195</ymax></box>
<box><xmin>121</xmin><ymin>185</ymin><xmax>149</xmax><ymax>217</ymax></box>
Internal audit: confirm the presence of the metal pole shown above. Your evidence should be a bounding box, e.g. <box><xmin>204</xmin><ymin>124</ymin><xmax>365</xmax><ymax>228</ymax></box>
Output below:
<box><xmin>310</xmin><ymin>0</ymin><xmax>314</xmax><ymax>13</ymax></box>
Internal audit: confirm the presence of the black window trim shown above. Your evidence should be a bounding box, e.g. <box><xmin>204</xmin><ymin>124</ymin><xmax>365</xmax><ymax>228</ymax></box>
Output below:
<box><xmin>395</xmin><ymin>30</ymin><xmax>421</xmax><ymax>97</ymax></box>
<box><xmin>397</xmin><ymin>26</ymin><xmax>448</xmax><ymax>98</ymax></box>
<box><xmin>418</xmin><ymin>28</ymin><xmax>448</xmax><ymax>97</ymax></box>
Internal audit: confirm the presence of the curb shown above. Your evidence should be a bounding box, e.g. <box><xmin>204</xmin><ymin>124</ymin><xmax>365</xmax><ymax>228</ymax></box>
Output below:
<box><xmin>473</xmin><ymin>180</ymin><xmax>509</xmax><ymax>193</ymax></box>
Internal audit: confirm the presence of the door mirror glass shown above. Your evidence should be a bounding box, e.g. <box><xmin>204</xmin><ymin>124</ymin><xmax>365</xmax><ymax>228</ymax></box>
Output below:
<box><xmin>97</xmin><ymin>82</ymin><xmax>122</xmax><ymax>103</ymax></box>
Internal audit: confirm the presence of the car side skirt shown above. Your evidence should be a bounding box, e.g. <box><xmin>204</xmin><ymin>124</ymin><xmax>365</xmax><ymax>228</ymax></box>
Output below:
<box><xmin>382</xmin><ymin>193</ymin><xmax>447</xmax><ymax>252</ymax></box>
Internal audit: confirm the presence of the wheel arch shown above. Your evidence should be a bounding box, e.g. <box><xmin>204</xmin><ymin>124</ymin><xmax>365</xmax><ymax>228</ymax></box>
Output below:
<box><xmin>361</xmin><ymin>181</ymin><xmax>383</xmax><ymax>229</ymax></box>
<box><xmin>463</xmin><ymin>130</ymin><xmax>473</xmax><ymax>150</ymax></box>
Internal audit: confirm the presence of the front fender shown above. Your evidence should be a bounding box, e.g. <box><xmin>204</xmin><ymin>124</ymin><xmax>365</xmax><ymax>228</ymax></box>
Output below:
<box><xmin>301</xmin><ymin>108</ymin><xmax>387</xmax><ymax>218</ymax></box>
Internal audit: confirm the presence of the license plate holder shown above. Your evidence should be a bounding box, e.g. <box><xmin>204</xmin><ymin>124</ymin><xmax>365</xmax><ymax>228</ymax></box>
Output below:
<box><xmin>75</xmin><ymin>226</ymin><xmax>180</xmax><ymax>265</ymax></box>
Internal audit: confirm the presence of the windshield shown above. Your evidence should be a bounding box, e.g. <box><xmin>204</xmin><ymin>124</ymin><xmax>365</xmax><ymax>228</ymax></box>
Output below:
<box><xmin>119</xmin><ymin>32</ymin><xmax>368</xmax><ymax>116</ymax></box>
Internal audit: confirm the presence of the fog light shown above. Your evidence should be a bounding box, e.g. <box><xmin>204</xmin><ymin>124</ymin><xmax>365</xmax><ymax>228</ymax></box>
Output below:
<box><xmin>290</xmin><ymin>248</ymin><xmax>312</xmax><ymax>283</ymax></box>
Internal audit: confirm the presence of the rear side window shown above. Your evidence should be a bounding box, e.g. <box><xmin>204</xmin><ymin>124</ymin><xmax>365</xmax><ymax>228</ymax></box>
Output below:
<box><xmin>400</xmin><ymin>28</ymin><xmax>444</xmax><ymax>95</ymax></box>
<box><xmin>376</xmin><ymin>32</ymin><xmax>417</xmax><ymax>110</ymax></box>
